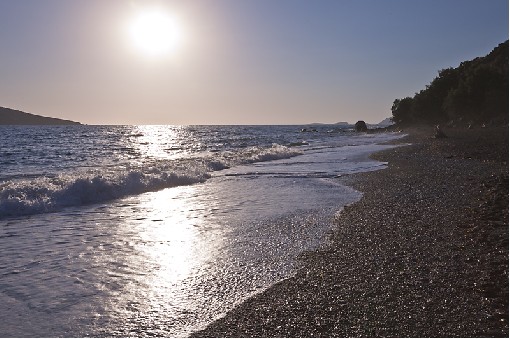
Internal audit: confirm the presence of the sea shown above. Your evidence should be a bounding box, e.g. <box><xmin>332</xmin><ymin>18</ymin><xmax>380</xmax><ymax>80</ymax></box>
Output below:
<box><xmin>0</xmin><ymin>124</ymin><xmax>403</xmax><ymax>337</ymax></box>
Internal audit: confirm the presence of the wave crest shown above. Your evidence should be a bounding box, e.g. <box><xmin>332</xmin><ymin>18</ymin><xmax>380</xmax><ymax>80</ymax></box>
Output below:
<box><xmin>0</xmin><ymin>144</ymin><xmax>302</xmax><ymax>217</ymax></box>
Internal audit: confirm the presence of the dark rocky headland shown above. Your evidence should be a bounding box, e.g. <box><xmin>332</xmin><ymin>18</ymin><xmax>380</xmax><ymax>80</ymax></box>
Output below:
<box><xmin>193</xmin><ymin>124</ymin><xmax>508</xmax><ymax>337</ymax></box>
<box><xmin>0</xmin><ymin>106</ymin><xmax>81</xmax><ymax>125</ymax></box>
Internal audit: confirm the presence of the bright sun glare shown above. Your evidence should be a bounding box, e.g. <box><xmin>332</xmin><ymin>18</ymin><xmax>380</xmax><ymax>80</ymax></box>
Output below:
<box><xmin>128</xmin><ymin>8</ymin><xmax>183</xmax><ymax>58</ymax></box>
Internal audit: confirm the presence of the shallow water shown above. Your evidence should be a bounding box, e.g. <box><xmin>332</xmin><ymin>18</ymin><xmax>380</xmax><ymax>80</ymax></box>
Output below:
<box><xmin>0</xmin><ymin>125</ymin><xmax>402</xmax><ymax>336</ymax></box>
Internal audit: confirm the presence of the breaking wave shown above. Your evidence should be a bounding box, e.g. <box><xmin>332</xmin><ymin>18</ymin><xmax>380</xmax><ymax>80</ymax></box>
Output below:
<box><xmin>0</xmin><ymin>144</ymin><xmax>302</xmax><ymax>217</ymax></box>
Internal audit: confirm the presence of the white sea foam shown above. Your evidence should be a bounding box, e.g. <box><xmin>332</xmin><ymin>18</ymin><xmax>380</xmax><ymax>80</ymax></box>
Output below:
<box><xmin>0</xmin><ymin>143</ymin><xmax>302</xmax><ymax>217</ymax></box>
<box><xmin>0</xmin><ymin>126</ymin><xmax>403</xmax><ymax>218</ymax></box>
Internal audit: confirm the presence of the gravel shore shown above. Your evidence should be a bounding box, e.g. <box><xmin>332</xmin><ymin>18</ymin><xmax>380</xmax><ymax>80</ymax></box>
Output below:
<box><xmin>193</xmin><ymin>125</ymin><xmax>508</xmax><ymax>338</ymax></box>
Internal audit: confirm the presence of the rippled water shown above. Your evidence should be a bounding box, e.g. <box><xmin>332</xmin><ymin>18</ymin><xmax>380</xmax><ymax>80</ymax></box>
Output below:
<box><xmin>0</xmin><ymin>125</ymin><xmax>402</xmax><ymax>336</ymax></box>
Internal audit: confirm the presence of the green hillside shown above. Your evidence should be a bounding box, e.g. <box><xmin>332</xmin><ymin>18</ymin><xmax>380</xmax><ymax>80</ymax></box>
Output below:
<box><xmin>391</xmin><ymin>41</ymin><xmax>508</xmax><ymax>126</ymax></box>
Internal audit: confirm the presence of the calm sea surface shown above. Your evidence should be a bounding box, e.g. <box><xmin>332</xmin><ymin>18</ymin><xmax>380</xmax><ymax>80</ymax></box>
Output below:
<box><xmin>0</xmin><ymin>125</ymin><xmax>402</xmax><ymax>336</ymax></box>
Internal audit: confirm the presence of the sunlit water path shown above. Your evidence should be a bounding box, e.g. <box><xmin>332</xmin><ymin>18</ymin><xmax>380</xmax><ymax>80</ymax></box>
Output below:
<box><xmin>0</xmin><ymin>125</ymin><xmax>402</xmax><ymax>336</ymax></box>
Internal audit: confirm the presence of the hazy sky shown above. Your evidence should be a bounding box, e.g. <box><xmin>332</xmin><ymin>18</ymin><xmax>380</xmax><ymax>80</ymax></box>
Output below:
<box><xmin>0</xmin><ymin>0</ymin><xmax>507</xmax><ymax>125</ymax></box>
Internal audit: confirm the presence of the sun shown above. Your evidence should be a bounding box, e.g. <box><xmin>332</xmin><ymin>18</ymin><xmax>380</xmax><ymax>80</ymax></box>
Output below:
<box><xmin>128</xmin><ymin>8</ymin><xmax>183</xmax><ymax>58</ymax></box>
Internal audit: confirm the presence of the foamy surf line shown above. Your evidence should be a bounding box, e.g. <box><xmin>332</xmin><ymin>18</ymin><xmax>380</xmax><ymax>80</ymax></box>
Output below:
<box><xmin>0</xmin><ymin>144</ymin><xmax>302</xmax><ymax>218</ymax></box>
<box><xmin>0</xmin><ymin>132</ymin><xmax>405</xmax><ymax>218</ymax></box>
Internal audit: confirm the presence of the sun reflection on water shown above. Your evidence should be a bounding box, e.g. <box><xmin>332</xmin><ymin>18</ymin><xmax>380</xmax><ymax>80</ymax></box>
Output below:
<box><xmin>135</xmin><ymin>186</ymin><xmax>213</xmax><ymax>287</ymax></box>
<box><xmin>131</xmin><ymin>125</ymin><xmax>185</xmax><ymax>160</ymax></box>
<box><xmin>116</xmin><ymin>183</ymin><xmax>226</xmax><ymax>330</ymax></box>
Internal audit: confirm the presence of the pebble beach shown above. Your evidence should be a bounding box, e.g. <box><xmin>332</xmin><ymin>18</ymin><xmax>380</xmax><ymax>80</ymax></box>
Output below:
<box><xmin>193</xmin><ymin>125</ymin><xmax>509</xmax><ymax>337</ymax></box>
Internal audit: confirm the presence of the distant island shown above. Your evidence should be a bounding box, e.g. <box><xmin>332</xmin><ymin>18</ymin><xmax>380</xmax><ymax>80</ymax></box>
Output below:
<box><xmin>306</xmin><ymin>122</ymin><xmax>350</xmax><ymax>126</ymax></box>
<box><xmin>377</xmin><ymin>118</ymin><xmax>393</xmax><ymax>126</ymax></box>
<box><xmin>0</xmin><ymin>106</ymin><xmax>81</xmax><ymax>125</ymax></box>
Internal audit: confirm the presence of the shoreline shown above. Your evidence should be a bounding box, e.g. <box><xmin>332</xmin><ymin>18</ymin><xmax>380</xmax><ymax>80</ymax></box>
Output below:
<box><xmin>192</xmin><ymin>125</ymin><xmax>508</xmax><ymax>337</ymax></box>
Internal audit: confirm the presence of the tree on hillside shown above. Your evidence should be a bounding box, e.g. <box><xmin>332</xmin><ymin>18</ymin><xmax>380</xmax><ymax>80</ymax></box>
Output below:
<box><xmin>391</xmin><ymin>97</ymin><xmax>414</xmax><ymax>124</ymax></box>
<box><xmin>412</xmin><ymin>68</ymin><xmax>460</xmax><ymax>123</ymax></box>
<box><xmin>391</xmin><ymin>40</ymin><xmax>509</xmax><ymax>125</ymax></box>
<box><xmin>445</xmin><ymin>63</ymin><xmax>508</xmax><ymax>124</ymax></box>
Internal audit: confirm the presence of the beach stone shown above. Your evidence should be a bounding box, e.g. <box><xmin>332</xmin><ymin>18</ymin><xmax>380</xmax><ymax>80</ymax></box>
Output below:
<box><xmin>354</xmin><ymin>121</ymin><xmax>368</xmax><ymax>132</ymax></box>
<box><xmin>434</xmin><ymin>125</ymin><xmax>447</xmax><ymax>138</ymax></box>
